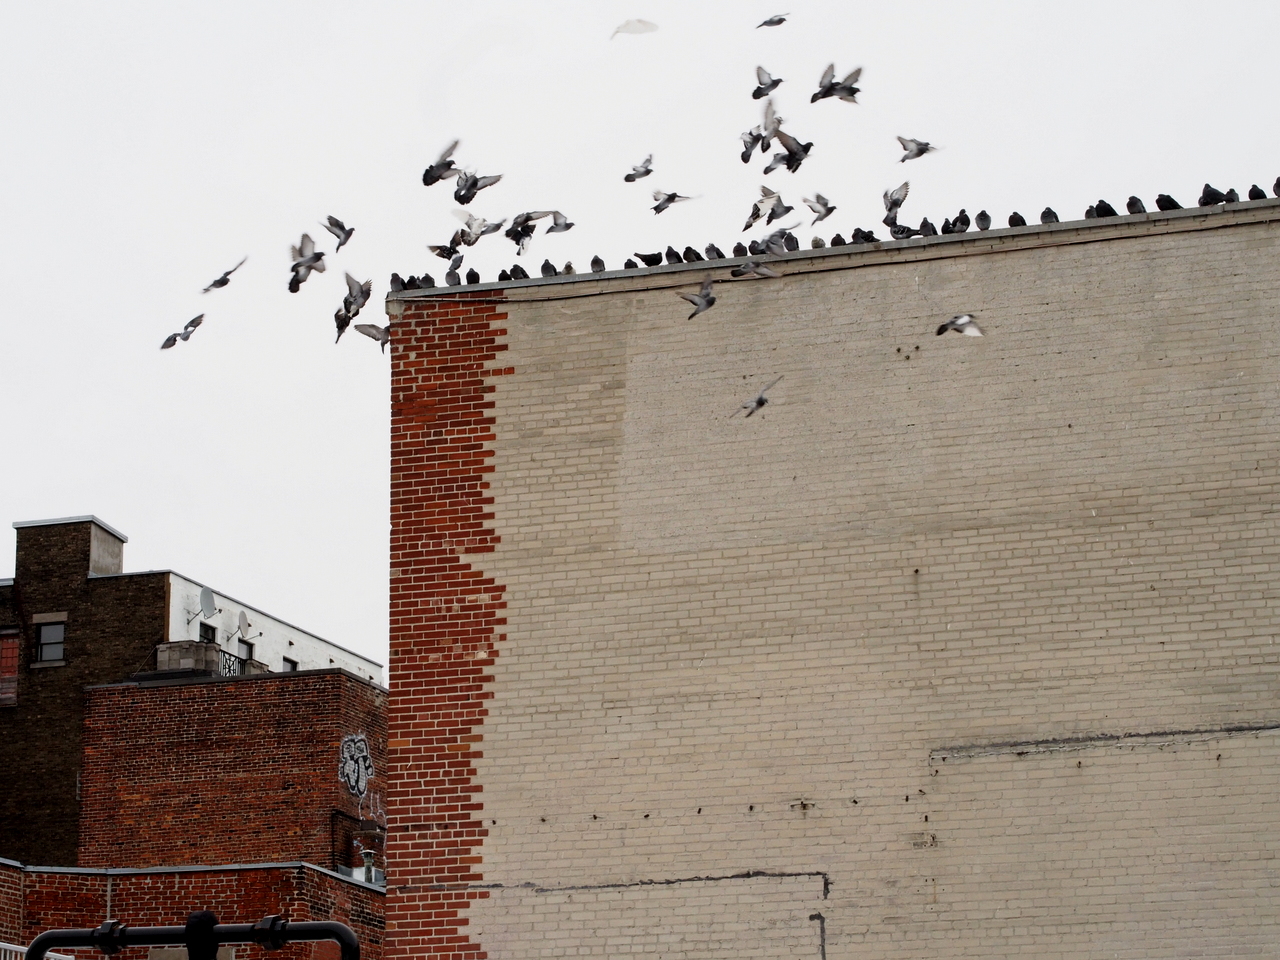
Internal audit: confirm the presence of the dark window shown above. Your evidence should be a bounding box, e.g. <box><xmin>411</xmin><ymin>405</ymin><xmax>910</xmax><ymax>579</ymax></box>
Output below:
<box><xmin>198</xmin><ymin>621</ymin><xmax>217</xmax><ymax>644</ymax></box>
<box><xmin>237</xmin><ymin>639</ymin><xmax>254</xmax><ymax>661</ymax></box>
<box><xmin>36</xmin><ymin>623</ymin><xmax>64</xmax><ymax>662</ymax></box>
<box><xmin>282</xmin><ymin>657</ymin><xmax>299</xmax><ymax>672</ymax></box>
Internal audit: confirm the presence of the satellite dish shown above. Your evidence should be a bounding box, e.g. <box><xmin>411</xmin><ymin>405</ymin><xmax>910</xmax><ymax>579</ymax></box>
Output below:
<box><xmin>199</xmin><ymin>587</ymin><xmax>219</xmax><ymax>619</ymax></box>
<box><xmin>238</xmin><ymin>610</ymin><xmax>251</xmax><ymax>637</ymax></box>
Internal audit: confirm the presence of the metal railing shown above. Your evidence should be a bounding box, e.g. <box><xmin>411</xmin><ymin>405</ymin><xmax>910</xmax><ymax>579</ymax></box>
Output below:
<box><xmin>1</xmin><ymin>944</ymin><xmax>73</xmax><ymax>960</ymax></box>
<box><xmin>219</xmin><ymin>651</ymin><xmax>246</xmax><ymax>677</ymax></box>
<box><xmin>24</xmin><ymin>915</ymin><xmax>358</xmax><ymax>960</ymax></box>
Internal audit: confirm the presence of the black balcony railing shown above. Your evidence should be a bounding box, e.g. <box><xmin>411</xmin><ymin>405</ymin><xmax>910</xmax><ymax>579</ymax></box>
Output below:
<box><xmin>220</xmin><ymin>650</ymin><xmax>246</xmax><ymax>677</ymax></box>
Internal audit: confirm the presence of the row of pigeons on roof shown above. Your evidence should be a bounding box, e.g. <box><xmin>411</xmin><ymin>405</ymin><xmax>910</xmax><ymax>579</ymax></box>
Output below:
<box><xmin>163</xmin><ymin>9</ymin><xmax>1280</xmax><ymax>356</ymax></box>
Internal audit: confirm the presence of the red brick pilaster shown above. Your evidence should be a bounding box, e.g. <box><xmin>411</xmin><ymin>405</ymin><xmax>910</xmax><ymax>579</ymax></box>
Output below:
<box><xmin>386</xmin><ymin>293</ymin><xmax>509</xmax><ymax>960</ymax></box>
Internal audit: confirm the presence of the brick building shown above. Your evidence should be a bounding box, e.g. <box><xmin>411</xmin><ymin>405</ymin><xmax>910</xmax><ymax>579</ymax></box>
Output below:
<box><xmin>0</xmin><ymin>516</ymin><xmax>381</xmax><ymax>867</ymax></box>
<box><xmin>383</xmin><ymin>200</ymin><xmax>1280</xmax><ymax>959</ymax></box>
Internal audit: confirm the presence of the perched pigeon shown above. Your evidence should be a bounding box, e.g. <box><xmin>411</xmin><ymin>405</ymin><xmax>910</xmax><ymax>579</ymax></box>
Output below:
<box><xmin>677</xmin><ymin>277</ymin><xmax>717</xmax><ymax>318</ymax></box>
<box><xmin>851</xmin><ymin>227</ymin><xmax>879</xmax><ymax>243</ymax></box>
<box><xmin>665</xmin><ymin>246</ymin><xmax>682</xmax><ymax>265</ymax></box>
<box><xmin>1274</xmin><ymin>177</ymin><xmax>1280</xmax><ymax>197</ymax></box>
<box><xmin>1199</xmin><ymin>183</ymin><xmax>1228</xmax><ymax>206</ymax></box>
<box><xmin>419</xmin><ymin>273</ymin><xmax>435</xmax><ymax>288</ymax></box>
<box><xmin>624</xmin><ymin>259</ymin><xmax>638</xmax><ymax>269</ymax></box>
<box><xmin>202</xmin><ymin>257</ymin><xmax>247</xmax><ymax>293</ymax></box>
<box><xmin>540</xmin><ymin>259</ymin><xmax>557</xmax><ymax>277</ymax></box>
<box><xmin>1155</xmin><ymin>194</ymin><xmax>1182</xmax><ymax>211</ymax></box>
<box><xmin>466</xmin><ymin>268</ymin><xmax>480</xmax><ymax>284</ymax></box>
<box><xmin>452</xmin><ymin>211</ymin><xmax>505</xmax><ymax>246</ymax></box>
<box><xmin>896</xmin><ymin>137</ymin><xmax>933</xmax><ymax>162</ymax></box>
<box><xmin>160</xmin><ymin>314</ymin><xmax>204</xmax><ymax>350</ymax></box>
<box><xmin>1008</xmin><ymin>212</ymin><xmax>1026</xmax><ymax>227</ymax></box>
<box><xmin>936</xmin><ymin>313</ymin><xmax>983</xmax><ymax>337</ymax></box>
<box><xmin>591</xmin><ymin>255</ymin><xmax>606</xmax><ymax>273</ymax></box>
<box><xmin>829</xmin><ymin>233</ymin><xmax>846</xmax><ymax>246</ymax></box>
<box><xmin>1224</xmin><ymin>188</ymin><xmax>1239</xmax><ymax>203</ymax></box>
<box><xmin>705</xmin><ymin>243</ymin><xmax>726</xmax><ymax>260</ymax></box>
<box><xmin>652</xmin><ymin>190</ymin><xmax>692</xmax><ymax>214</ymax></box>
<box><xmin>401</xmin><ymin>276</ymin><xmax>420</xmax><ymax>290</ymax></box>
<box><xmin>974</xmin><ymin>210</ymin><xmax>991</xmax><ymax>231</ymax></box>
<box><xmin>811</xmin><ymin>237</ymin><xmax>826</xmax><ymax>248</ymax></box>
<box><xmin>734</xmin><ymin>376</ymin><xmax>783</xmax><ymax>417</ymax></box>
<box><xmin>422</xmin><ymin>140</ymin><xmax>461</xmax><ymax>186</ymax></box>
<box><xmin>498</xmin><ymin>269</ymin><xmax>511</xmax><ymax>281</ymax></box>
<box><xmin>919</xmin><ymin>218</ymin><xmax>938</xmax><ymax>236</ymax></box>
<box><xmin>763</xmin><ymin>227</ymin><xmax>792</xmax><ymax>257</ymax></box>
<box><xmin>389</xmin><ymin>273</ymin><xmax>405</xmax><ymax>292</ymax></box>
<box><xmin>323</xmin><ymin>215</ymin><xmax>355</xmax><ymax>251</ymax></box>
<box><xmin>804</xmin><ymin>193</ymin><xmax>836</xmax><ymax>224</ymax></box>
<box><xmin>682</xmin><ymin>246</ymin><xmax>705</xmax><ymax>262</ymax></box>
<box><xmin>505</xmin><ymin>211</ymin><xmax>552</xmax><ymax>253</ymax></box>
<box><xmin>882</xmin><ymin>181</ymin><xmax>910</xmax><ymax>222</ymax></box>
<box><xmin>288</xmin><ymin>234</ymin><xmax>325</xmax><ymax>292</ymax></box>
<box><xmin>940</xmin><ymin>218</ymin><xmax>953</xmax><ymax>234</ymax></box>
<box><xmin>1085</xmin><ymin>205</ymin><xmax>1097</xmax><ymax>219</ymax></box>
<box><xmin>757</xmin><ymin>13</ymin><xmax>789</xmax><ymax>27</ymax></box>
<box><xmin>454</xmin><ymin>170</ymin><xmax>503</xmax><ymax>205</ymax></box>
<box><xmin>953</xmin><ymin>210</ymin><xmax>970</xmax><ymax>232</ymax></box>
<box><xmin>732</xmin><ymin>242</ymin><xmax>749</xmax><ymax>257</ymax></box>
<box><xmin>635</xmin><ymin>251</ymin><xmax>663</xmax><ymax>267</ymax></box>
<box><xmin>811</xmin><ymin>63</ymin><xmax>862</xmax><ymax>103</ymax></box>
<box><xmin>509</xmin><ymin>264</ymin><xmax>530</xmax><ymax>280</ymax></box>
<box><xmin>561</xmin><ymin>262</ymin><xmax>575</xmax><ymax>275</ymax></box>
<box><xmin>1249</xmin><ymin>184</ymin><xmax>1267</xmax><ymax>201</ymax></box>
<box><xmin>1126</xmin><ymin>196</ymin><xmax>1147</xmax><ymax>214</ymax></box>
<box><xmin>783</xmin><ymin>232</ymin><xmax>799</xmax><ymax>252</ymax></box>
<box><xmin>354</xmin><ymin>323</ymin><xmax>390</xmax><ymax>352</ymax></box>
<box><xmin>1095</xmin><ymin>199</ymin><xmax>1118</xmax><ymax>218</ymax></box>
<box><xmin>611</xmin><ymin>18</ymin><xmax>658</xmax><ymax>38</ymax></box>
<box><xmin>753</xmin><ymin>66</ymin><xmax>783</xmax><ymax>99</ymax></box>
<box><xmin>624</xmin><ymin>155</ymin><xmax>653</xmax><ymax>182</ymax></box>
<box><xmin>1040</xmin><ymin>207</ymin><xmax>1059</xmax><ymax>223</ymax></box>
<box><xmin>889</xmin><ymin>223</ymin><xmax>920</xmax><ymax>240</ymax></box>
<box><xmin>764</xmin><ymin>130</ymin><xmax>813</xmax><ymax>174</ymax></box>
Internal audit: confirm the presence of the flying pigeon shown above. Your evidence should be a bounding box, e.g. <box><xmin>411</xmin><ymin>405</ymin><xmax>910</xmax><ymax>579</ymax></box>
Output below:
<box><xmin>734</xmin><ymin>376</ymin><xmax>783</xmax><ymax>417</ymax></box>
<box><xmin>591</xmin><ymin>255</ymin><xmax>605</xmax><ymax>273</ymax></box>
<box><xmin>1126</xmin><ymin>196</ymin><xmax>1147</xmax><ymax>214</ymax></box>
<box><xmin>896</xmin><ymin>137</ymin><xmax>934</xmax><ymax>162</ymax></box>
<box><xmin>1040</xmin><ymin>207</ymin><xmax>1059</xmax><ymax>223</ymax></box>
<box><xmin>1198</xmin><ymin>183</ymin><xmax>1227</xmax><ymax>206</ymax></box>
<box><xmin>160</xmin><ymin>314</ymin><xmax>204</xmax><ymax>350</ymax></box>
<box><xmin>705</xmin><ymin>244</ymin><xmax>726</xmax><ymax>259</ymax></box>
<box><xmin>766</xmin><ymin>130</ymin><xmax>813</xmax><ymax>174</ymax></box>
<box><xmin>811</xmin><ymin>63</ymin><xmax>862</xmax><ymax>103</ymax></box>
<box><xmin>1008</xmin><ymin>212</ymin><xmax>1026</xmax><ymax>227</ymax></box>
<box><xmin>428</xmin><ymin>233</ymin><xmax>462</xmax><ymax>260</ymax></box>
<box><xmin>334</xmin><ymin>307</ymin><xmax>350</xmax><ymax>343</ymax></box>
<box><xmin>1095</xmin><ymin>199</ymin><xmax>1118</xmax><ymax>217</ymax></box>
<box><xmin>757</xmin><ymin>13</ymin><xmax>789</xmax><ymax>27</ymax></box>
<box><xmin>804</xmin><ymin>194</ymin><xmax>836</xmax><ymax>224</ymax></box>
<box><xmin>423</xmin><ymin>140</ymin><xmax>461</xmax><ymax>186</ymax></box>
<box><xmin>505</xmin><ymin>211</ymin><xmax>552</xmax><ymax>253</ymax></box>
<box><xmin>753</xmin><ymin>66</ymin><xmax>783</xmax><ymax>99</ymax></box>
<box><xmin>634</xmin><ymin>251</ymin><xmax>663</xmax><ymax>266</ymax></box>
<box><xmin>936</xmin><ymin>313</ymin><xmax>983</xmax><ymax>337</ymax></box>
<box><xmin>665</xmin><ymin>246</ymin><xmax>682</xmax><ymax>264</ymax></box>
<box><xmin>354</xmin><ymin>323</ymin><xmax>390</xmax><ymax>352</ymax></box>
<box><xmin>952</xmin><ymin>209</ymin><xmax>971</xmax><ymax>232</ymax></box>
<box><xmin>740</xmin><ymin>127</ymin><xmax>764</xmax><ymax>163</ymax></box>
<box><xmin>763</xmin><ymin>187</ymin><xmax>793</xmax><ymax>224</ymax></box>
<box><xmin>882</xmin><ymin>181</ymin><xmax>910</xmax><ymax>222</ymax></box>
<box><xmin>452</xmin><ymin>211</ymin><xmax>505</xmax><ymax>246</ymax></box>
<box><xmin>1248</xmin><ymin>184</ymin><xmax>1266</xmax><ymax>201</ymax></box>
<box><xmin>454</xmin><ymin>171</ymin><xmax>503</xmax><ymax>205</ymax></box>
<box><xmin>1155</xmin><ymin>194</ymin><xmax>1182</xmax><ymax>211</ymax></box>
<box><xmin>974</xmin><ymin>210</ymin><xmax>991</xmax><ymax>231</ymax></box>
<box><xmin>335</xmin><ymin>273</ymin><xmax>372</xmax><ymax>341</ymax></box>
<box><xmin>202</xmin><ymin>257</ymin><xmax>247</xmax><ymax>293</ymax></box>
<box><xmin>760</xmin><ymin>99</ymin><xmax>783</xmax><ymax>151</ymax></box>
<box><xmin>677</xmin><ymin>277</ymin><xmax>717</xmax><ymax>318</ymax></box>
<box><xmin>540</xmin><ymin>259</ymin><xmax>557</xmax><ymax>277</ymax></box>
<box><xmin>763</xmin><ymin>226</ymin><xmax>793</xmax><ymax>257</ymax></box>
<box><xmin>652</xmin><ymin>190</ymin><xmax>692</xmax><ymax>214</ymax></box>
<box><xmin>682</xmin><ymin>246</ymin><xmax>704</xmax><ymax>262</ymax></box>
<box><xmin>611</xmin><ymin>19</ymin><xmax>658</xmax><ymax>38</ymax></box>
<box><xmin>288</xmin><ymin>234</ymin><xmax>325</xmax><ymax>292</ymax></box>
<box><xmin>545</xmin><ymin>211</ymin><xmax>574</xmax><ymax>233</ymax></box>
<box><xmin>624</xmin><ymin>155</ymin><xmax>653</xmax><ymax>182</ymax></box>
<box><xmin>323</xmin><ymin>216</ymin><xmax>354</xmax><ymax>251</ymax></box>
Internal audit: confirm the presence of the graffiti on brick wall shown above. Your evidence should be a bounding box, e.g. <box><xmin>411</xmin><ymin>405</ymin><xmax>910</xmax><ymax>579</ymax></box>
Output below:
<box><xmin>339</xmin><ymin>733</ymin><xmax>374</xmax><ymax>799</ymax></box>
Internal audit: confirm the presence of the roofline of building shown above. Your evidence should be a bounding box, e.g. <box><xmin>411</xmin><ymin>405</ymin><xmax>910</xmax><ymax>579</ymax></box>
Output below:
<box><xmin>385</xmin><ymin>197</ymin><xmax>1280</xmax><ymax>303</ymax></box>
<box><xmin>85</xmin><ymin>568</ymin><xmax>382</xmax><ymax>671</ymax></box>
<box><xmin>12</xmin><ymin>515</ymin><xmax>128</xmax><ymax>543</ymax></box>
<box><xmin>0</xmin><ymin>856</ymin><xmax>384</xmax><ymax>893</ymax></box>
<box><xmin>85</xmin><ymin>664</ymin><xmax>388</xmax><ymax>694</ymax></box>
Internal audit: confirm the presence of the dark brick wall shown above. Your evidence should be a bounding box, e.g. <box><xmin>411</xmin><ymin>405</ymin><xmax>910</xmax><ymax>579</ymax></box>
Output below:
<box><xmin>0</xmin><ymin>521</ymin><xmax>167</xmax><ymax>866</ymax></box>
<box><xmin>79</xmin><ymin>671</ymin><xmax>387</xmax><ymax>872</ymax></box>
<box><xmin>0</xmin><ymin>859</ymin><xmax>383</xmax><ymax>960</ymax></box>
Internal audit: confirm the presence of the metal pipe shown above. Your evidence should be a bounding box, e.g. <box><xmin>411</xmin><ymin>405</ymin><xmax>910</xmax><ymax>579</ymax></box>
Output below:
<box><xmin>25</xmin><ymin>917</ymin><xmax>358</xmax><ymax>960</ymax></box>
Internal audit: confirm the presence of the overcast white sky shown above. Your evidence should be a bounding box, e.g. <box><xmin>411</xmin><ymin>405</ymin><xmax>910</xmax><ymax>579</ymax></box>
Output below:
<box><xmin>3</xmin><ymin>1</ymin><xmax>1279</xmax><ymax>668</ymax></box>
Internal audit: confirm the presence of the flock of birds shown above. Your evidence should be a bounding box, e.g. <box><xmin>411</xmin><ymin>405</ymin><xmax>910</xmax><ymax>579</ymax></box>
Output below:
<box><xmin>161</xmin><ymin>10</ymin><xmax>1280</xmax><ymax>418</ymax></box>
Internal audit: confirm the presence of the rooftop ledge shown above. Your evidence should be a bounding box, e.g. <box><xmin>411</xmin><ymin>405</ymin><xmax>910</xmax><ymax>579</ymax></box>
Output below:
<box><xmin>385</xmin><ymin>197</ymin><xmax>1280</xmax><ymax>304</ymax></box>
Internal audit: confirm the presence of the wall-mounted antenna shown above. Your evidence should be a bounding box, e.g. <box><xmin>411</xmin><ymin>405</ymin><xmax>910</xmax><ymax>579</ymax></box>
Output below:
<box><xmin>234</xmin><ymin>609</ymin><xmax>263</xmax><ymax>642</ymax></box>
<box><xmin>188</xmin><ymin>586</ymin><xmax>223</xmax><ymax>625</ymax></box>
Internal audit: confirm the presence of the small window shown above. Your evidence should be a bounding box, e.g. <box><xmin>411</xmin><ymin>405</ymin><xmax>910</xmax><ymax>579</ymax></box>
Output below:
<box><xmin>237</xmin><ymin>639</ymin><xmax>255</xmax><ymax>661</ymax></box>
<box><xmin>198</xmin><ymin>622</ymin><xmax>217</xmax><ymax>644</ymax></box>
<box><xmin>0</xmin><ymin>634</ymin><xmax>18</xmax><ymax>705</ymax></box>
<box><xmin>282</xmin><ymin>657</ymin><xmax>299</xmax><ymax>672</ymax></box>
<box><xmin>37</xmin><ymin>623</ymin><xmax>65</xmax><ymax>662</ymax></box>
